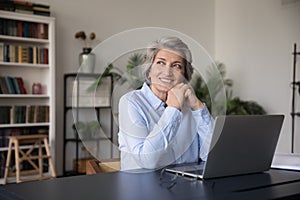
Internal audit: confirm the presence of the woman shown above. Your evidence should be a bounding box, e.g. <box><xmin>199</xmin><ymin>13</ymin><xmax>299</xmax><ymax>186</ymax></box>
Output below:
<box><xmin>118</xmin><ymin>36</ymin><xmax>214</xmax><ymax>171</ymax></box>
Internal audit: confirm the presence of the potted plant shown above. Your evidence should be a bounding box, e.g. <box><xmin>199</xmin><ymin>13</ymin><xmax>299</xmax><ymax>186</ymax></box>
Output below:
<box><xmin>87</xmin><ymin>52</ymin><xmax>145</xmax><ymax>92</ymax></box>
<box><xmin>73</xmin><ymin>121</ymin><xmax>101</xmax><ymax>140</ymax></box>
<box><xmin>192</xmin><ymin>62</ymin><xmax>266</xmax><ymax>115</ymax></box>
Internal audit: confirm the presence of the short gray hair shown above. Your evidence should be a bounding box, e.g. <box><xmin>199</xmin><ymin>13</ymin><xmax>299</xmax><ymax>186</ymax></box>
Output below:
<box><xmin>144</xmin><ymin>36</ymin><xmax>193</xmax><ymax>82</ymax></box>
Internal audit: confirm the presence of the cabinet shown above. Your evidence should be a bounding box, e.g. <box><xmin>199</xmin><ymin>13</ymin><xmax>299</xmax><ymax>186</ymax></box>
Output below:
<box><xmin>291</xmin><ymin>43</ymin><xmax>300</xmax><ymax>153</ymax></box>
<box><xmin>63</xmin><ymin>73</ymin><xmax>114</xmax><ymax>176</ymax></box>
<box><xmin>0</xmin><ymin>11</ymin><xmax>55</xmax><ymax>183</ymax></box>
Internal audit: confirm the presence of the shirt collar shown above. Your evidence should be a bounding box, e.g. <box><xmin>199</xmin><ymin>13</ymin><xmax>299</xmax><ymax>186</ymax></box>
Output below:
<box><xmin>141</xmin><ymin>82</ymin><xmax>166</xmax><ymax>110</ymax></box>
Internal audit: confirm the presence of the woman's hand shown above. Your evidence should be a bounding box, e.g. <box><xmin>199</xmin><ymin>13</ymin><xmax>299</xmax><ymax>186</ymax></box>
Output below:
<box><xmin>166</xmin><ymin>83</ymin><xmax>188</xmax><ymax>110</ymax></box>
<box><xmin>184</xmin><ymin>87</ymin><xmax>204</xmax><ymax>110</ymax></box>
<box><xmin>166</xmin><ymin>83</ymin><xmax>203</xmax><ymax>111</ymax></box>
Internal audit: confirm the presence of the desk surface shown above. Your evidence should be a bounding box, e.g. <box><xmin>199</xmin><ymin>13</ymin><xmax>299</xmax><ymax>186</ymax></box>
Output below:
<box><xmin>2</xmin><ymin>169</ymin><xmax>300</xmax><ymax>200</ymax></box>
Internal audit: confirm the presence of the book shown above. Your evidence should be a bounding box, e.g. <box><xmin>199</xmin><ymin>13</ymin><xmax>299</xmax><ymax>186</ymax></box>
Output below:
<box><xmin>0</xmin><ymin>42</ymin><xmax>3</xmax><ymax>62</ymax></box>
<box><xmin>33</xmin><ymin>10</ymin><xmax>50</xmax><ymax>17</ymax></box>
<box><xmin>12</xmin><ymin>105</ymin><xmax>27</xmax><ymax>123</ymax></box>
<box><xmin>33</xmin><ymin>46</ymin><xmax>37</xmax><ymax>64</ymax></box>
<box><xmin>0</xmin><ymin>106</ymin><xmax>11</xmax><ymax>124</ymax></box>
<box><xmin>0</xmin><ymin>0</ymin><xmax>14</xmax><ymax>12</ymax></box>
<box><xmin>0</xmin><ymin>76</ymin><xmax>9</xmax><ymax>94</ymax></box>
<box><xmin>12</xmin><ymin>77</ymin><xmax>20</xmax><ymax>94</ymax></box>
<box><xmin>0</xmin><ymin>129</ymin><xmax>10</xmax><ymax>148</ymax></box>
<box><xmin>21</xmin><ymin>46</ymin><xmax>28</xmax><ymax>63</ymax></box>
<box><xmin>18</xmin><ymin>45</ymin><xmax>22</xmax><ymax>63</ymax></box>
<box><xmin>33</xmin><ymin>105</ymin><xmax>39</xmax><ymax>123</ymax></box>
<box><xmin>14</xmin><ymin>1</ymin><xmax>33</xmax><ymax>15</ymax></box>
<box><xmin>16</xmin><ymin>77</ymin><xmax>27</xmax><ymax>94</ymax></box>
<box><xmin>13</xmin><ymin>0</ymin><xmax>33</xmax><ymax>7</ymax></box>
<box><xmin>26</xmin><ymin>105</ymin><xmax>33</xmax><ymax>123</ymax></box>
<box><xmin>28</xmin><ymin>46</ymin><xmax>33</xmax><ymax>63</ymax></box>
<box><xmin>26</xmin><ymin>105</ymin><xmax>49</xmax><ymax>123</ymax></box>
<box><xmin>3</xmin><ymin>43</ymin><xmax>9</xmax><ymax>62</ymax></box>
<box><xmin>32</xmin><ymin>3</ymin><xmax>50</xmax><ymax>9</ymax></box>
<box><xmin>17</xmin><ymin>20</ymin><xmax>23</xmax><ymax>37</ymax></box>
<box><xmin>32</xmin><ymin>3</ymin><xmax>50</xmax><ymax>17</ymax></box>
<box><xmin>22</xmin><ymin>21</ymin><xmax>30</xmax><ymax>38</ymax></box>
<box><xmin>9</xmin><ymin>44</ymin><xmax>16</xmax><ymax>63</ymax></box>
<box><xmin>4</xmin><ymin>76</ymin><xmax>16</xmax><ymax>94</ymax></box>
<box><xmin>32</xmin><ymin>6</ymin><xmax>50</xmax><ymax>13</ymax></box>
<box><xmin>43</xmin><ymin>48</ymin><xmax>48</xmax><ymax>64</ymax></box>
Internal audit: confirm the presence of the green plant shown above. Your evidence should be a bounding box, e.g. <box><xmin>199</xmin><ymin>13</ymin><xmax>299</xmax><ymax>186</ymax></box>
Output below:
<box><xmin>126</xmin><ymin>53</ymin><xmax>145</xmax><ymax>73</ymax></box>
<box><xmin>87</xmin><ymin>52</ymin><xmax>145</xmax><ymax>92</ymax></box>
<box><xmin>73</xmin><ymin>121</ymin><xmax>101</xmax><ymax>139</ymax></box>
<box><xmin>192</xmin><ymin>62</ymin><xmax>266</xmax><ymax>115</ymax></box>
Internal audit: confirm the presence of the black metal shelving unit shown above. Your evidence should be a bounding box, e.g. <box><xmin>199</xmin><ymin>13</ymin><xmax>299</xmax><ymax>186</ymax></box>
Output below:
<box><xmin>63</xmin><ymin>73</ymin><xmax>113</xmax><ymax>176</ymax></box>
<box><xmin>290</xmin><ymin>43</ymin><xmax>300</xmax><ymax>153</ymax></box>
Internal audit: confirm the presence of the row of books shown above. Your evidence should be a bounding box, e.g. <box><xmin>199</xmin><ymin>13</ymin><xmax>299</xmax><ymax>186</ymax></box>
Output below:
<box><xmin>0</xmin><ymin>43</ymin><xmax>49</xmax><ymax>64</ymax></box>
<box><xmin>0</xmin><ymin>105</ymin><xmax>49</xmax><ymax>124</ymax></box>
<box><xmin>0</xmin><ymin>0</ymin><xmax>51</xmax><ymax>16</ymax></box>
<box><xmin>0</xmin><ymin>127</ymin><xmax>49</xmax><ymax>147</ymax></box>
<box><xmin>0</xmin><ymin>76</ymin><xmax>26</xmax><ymax>94</ymax></box>
<box><xmin>0</xmin><ymin>18</ymin><xmax>48</xmax><ymax>39</ymax></box>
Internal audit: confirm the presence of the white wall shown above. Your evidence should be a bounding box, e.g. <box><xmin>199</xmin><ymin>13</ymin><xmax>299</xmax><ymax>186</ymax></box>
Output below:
<box><xmin>36</xmin><ymin>0</ymin><xmax>215</xmax><ymax>175</ymax></box>
<box><xmin>215</xmin><ymin>0</ymin><xmax>300</xmax><ymax>153</ymax></box>
<box><xmin>34</xmin><ymin>0</ymin><xmax>300</xmax><ymax>175</ymax></box>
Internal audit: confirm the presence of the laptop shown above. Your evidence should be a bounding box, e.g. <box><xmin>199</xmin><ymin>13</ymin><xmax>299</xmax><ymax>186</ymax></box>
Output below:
<box><xmin>165</xmin><ymin>114</ymin><xmax>284</xmax><ymax>179</ymax></box>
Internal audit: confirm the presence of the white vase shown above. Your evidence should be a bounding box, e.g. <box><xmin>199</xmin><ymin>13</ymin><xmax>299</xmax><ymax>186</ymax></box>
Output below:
<box><xmin>79</xmin><ymin>48</ymin><xmax>95</xmax><ymax>73</ymax></box>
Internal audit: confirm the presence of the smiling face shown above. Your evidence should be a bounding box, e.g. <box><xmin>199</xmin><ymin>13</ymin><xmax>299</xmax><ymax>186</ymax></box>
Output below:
<box><xmin>148</xmin><ymin>49</ymin><xmax>186</xmax><ymax>100</ymax></box>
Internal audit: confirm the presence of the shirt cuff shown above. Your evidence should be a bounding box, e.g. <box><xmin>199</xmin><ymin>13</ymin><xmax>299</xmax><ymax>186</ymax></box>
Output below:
<box><xmin>192</xmin><ymin>104</ymin><xmax>211</xmax><ymax>125</ymax></box>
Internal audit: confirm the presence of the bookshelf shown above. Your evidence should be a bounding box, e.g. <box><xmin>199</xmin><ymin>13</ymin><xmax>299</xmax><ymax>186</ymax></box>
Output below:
<box><xmin>0</xmin><ymin>10</ymin><xmax>55</xmax><ymax>183</ymax></box>
<box><xmin>63</xmin><ymin>73</ymin><xmax>114</xmax><ymax>176</ymax></box>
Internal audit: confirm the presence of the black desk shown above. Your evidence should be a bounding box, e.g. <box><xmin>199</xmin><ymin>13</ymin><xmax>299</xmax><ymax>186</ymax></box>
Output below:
<box><xmin>2</xmin><ymin>169</ymin><xmax>300</xmax><ymax>200</ymax></box>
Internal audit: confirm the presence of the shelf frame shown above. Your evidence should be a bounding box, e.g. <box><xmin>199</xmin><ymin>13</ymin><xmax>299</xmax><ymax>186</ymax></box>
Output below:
<box><xmin>63</xmin><ymin>73</ymin><xmax>114</xmax><ymax>176</ymax></box>
<box><xmin>290</xmin><ymin>43</ymin><xmax>300</xmax><ymax>153</ymax></box>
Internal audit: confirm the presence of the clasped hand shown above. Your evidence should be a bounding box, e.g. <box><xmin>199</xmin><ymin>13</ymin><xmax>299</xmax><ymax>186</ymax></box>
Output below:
<box><xmin>166</xmin><ymin>83</ymin><xmax>203</xmax><ymax>111</ymax></box>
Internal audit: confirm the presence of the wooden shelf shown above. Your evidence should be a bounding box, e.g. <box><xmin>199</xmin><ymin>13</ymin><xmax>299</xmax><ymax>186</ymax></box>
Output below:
<box><xmin>0</xmin><ymin>61</ymin><xmax>49</xmax><ymax>68</ymax></box>
<box><xmin>0</xmin><ymin>35</ymin><xmax>49</xmax><ymax>44</ymax></box>
<box><xmin>0</xmin><ymin>122</ymin><xmax>50</xmax><ymax>128</ymax></box>
<box><xmin>0</xmin><ymin>94</ymin><xmax>49</xmax><ymax>98</ymax></box>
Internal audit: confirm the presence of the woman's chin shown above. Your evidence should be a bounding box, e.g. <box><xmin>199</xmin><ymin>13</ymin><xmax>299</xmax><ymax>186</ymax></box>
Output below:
<box><xmin>156</xmin><ymin>84</ymin><xmax>172</xmax><ymax>92</ymax></box>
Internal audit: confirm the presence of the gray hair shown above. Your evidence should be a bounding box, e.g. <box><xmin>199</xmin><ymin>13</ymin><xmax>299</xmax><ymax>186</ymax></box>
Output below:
<box><xmin>144</xmin><ymin>36</ymin><xmax>193</xmax><ymax>81</ymax></box>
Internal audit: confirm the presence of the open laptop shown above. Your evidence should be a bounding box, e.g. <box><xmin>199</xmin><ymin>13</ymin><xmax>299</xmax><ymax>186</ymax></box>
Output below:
<box><xmin>165</xmin><ymin>115</ymin><xmax>284</xmax><ymax>179</ymax></box>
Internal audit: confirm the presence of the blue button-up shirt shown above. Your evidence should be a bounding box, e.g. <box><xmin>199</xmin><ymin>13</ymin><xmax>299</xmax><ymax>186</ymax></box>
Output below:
<box><xmin>118</xmin><ymin>82</ymin><xmax>214</xmax><ymax>171</ymax></box>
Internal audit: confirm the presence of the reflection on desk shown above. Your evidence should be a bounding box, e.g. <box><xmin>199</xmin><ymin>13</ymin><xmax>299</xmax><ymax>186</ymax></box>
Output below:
<box><xmin>2</xmin><ymin>169</ymin><xmax>300</xmax><ymax>200</ymax></box>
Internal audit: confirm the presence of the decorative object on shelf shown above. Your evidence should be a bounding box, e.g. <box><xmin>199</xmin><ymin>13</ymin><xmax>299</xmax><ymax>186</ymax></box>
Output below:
<box><xmin>75</xmin><ymin>31</ymin><xmax>97</xmax><ymax>73</ymax></box>
<box><xmin>79</xmin><ymin>47</ymin><xmax>95</xmax><ymax>73</ymax></box>
<box><xmin>32</xmin><ymin>82</ymin><xmax>42</xmax><ymax>94</ymax></box>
